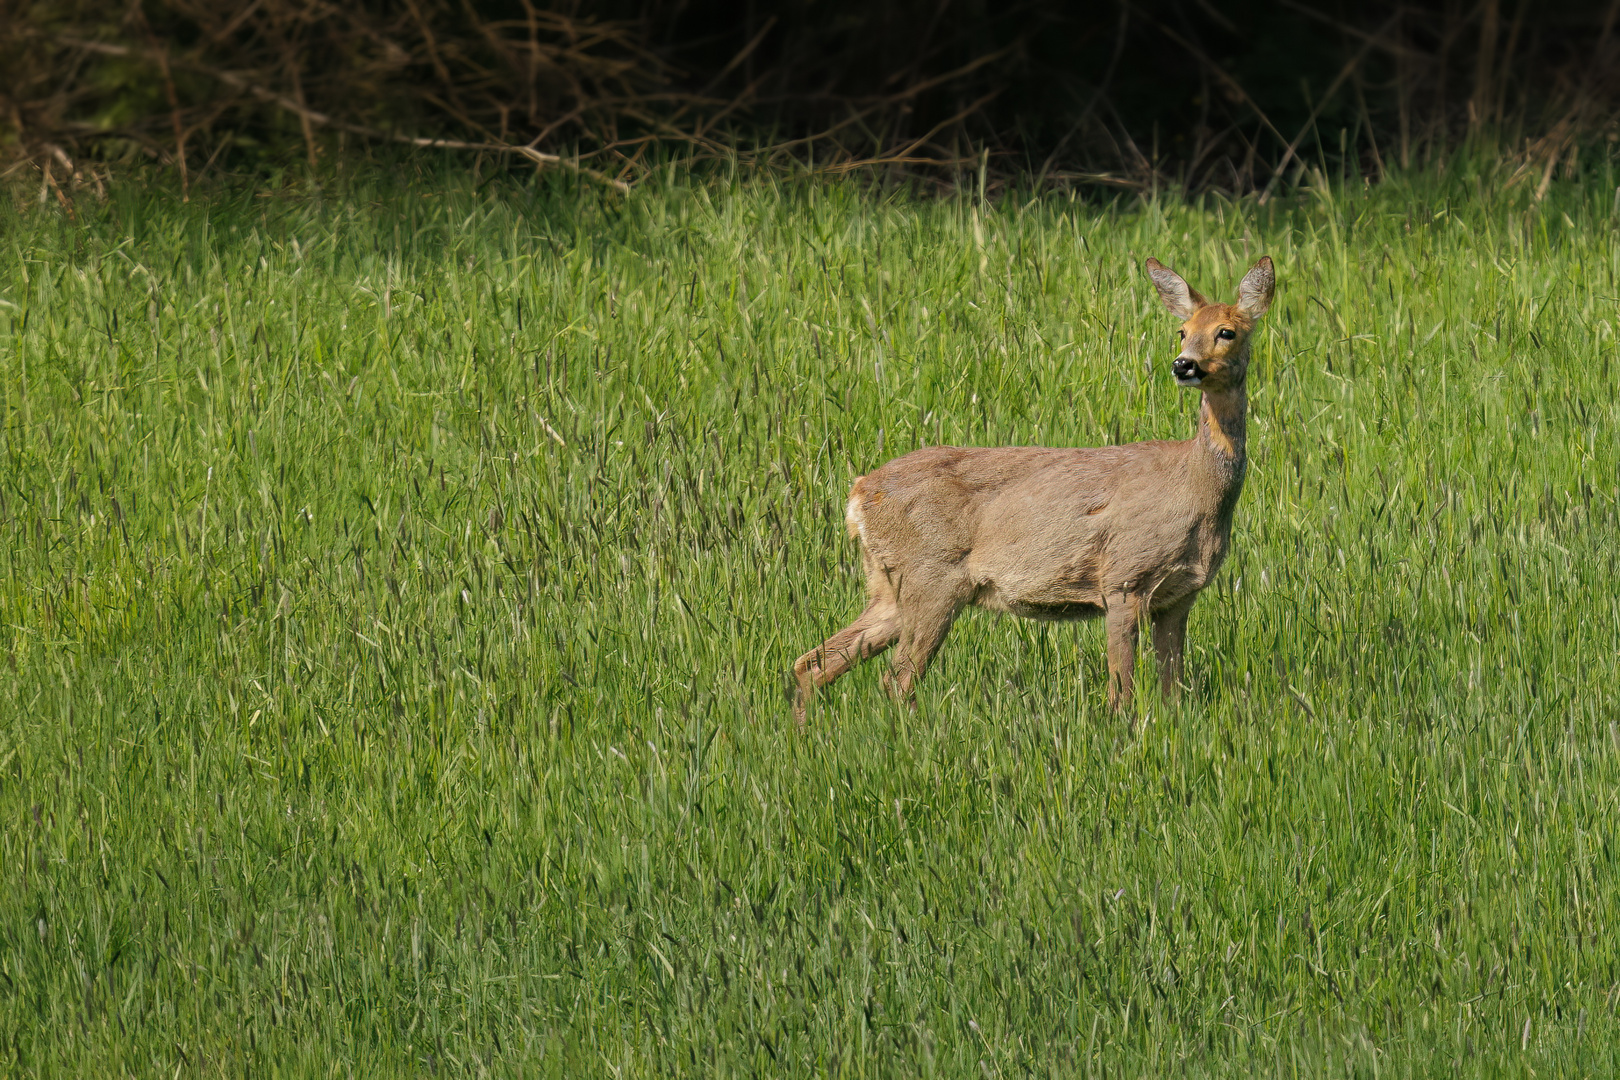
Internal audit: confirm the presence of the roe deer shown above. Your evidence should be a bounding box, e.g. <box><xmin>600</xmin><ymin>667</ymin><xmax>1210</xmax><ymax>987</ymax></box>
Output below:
<box><xmin>791</xmin><ymin>255</ymin><xmax>1275</xmax><ymax>723</ymax></box>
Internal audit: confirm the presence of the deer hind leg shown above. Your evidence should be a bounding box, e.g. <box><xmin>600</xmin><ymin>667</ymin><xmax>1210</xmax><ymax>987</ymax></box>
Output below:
<box><xmin>792</xmin><ymin>594</ymin><xmax>901</xmax><ymax>726</ymax></box>
<box><xmin>1151</xmin><ymin>594</ymin><xmax>1196</xmax><ymax>702</ymax></box>
<box><xmin>880</xmin><ymin>588</ymin><xmax>964</xmax><ymax>711</ymax></box>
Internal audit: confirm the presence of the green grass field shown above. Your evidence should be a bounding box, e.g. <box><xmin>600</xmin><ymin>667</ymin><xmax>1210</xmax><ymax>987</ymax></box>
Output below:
<box><xmin>2</xmin><ymin>163</ymin><xmax>1619</xmax><ymax>1077</ymax></box>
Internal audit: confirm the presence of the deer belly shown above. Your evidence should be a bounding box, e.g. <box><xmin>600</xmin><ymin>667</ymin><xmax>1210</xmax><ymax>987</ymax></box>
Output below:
<box><xmin>973</xmin><ymin>569</ymin><xmax>1107</xmax><ymax>621</ymax></box>
<box><xmin>1004</xmin><ymin>598</ymin><xmax>1106</xmax><ymax>622</ymax></box>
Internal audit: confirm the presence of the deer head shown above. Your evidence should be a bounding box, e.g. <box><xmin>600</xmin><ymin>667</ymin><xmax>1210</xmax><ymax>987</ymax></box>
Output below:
<box><xmin>1145</xmin><ymin>256</ymin><xmax>1275</xmax><ymax>392</ymax></box>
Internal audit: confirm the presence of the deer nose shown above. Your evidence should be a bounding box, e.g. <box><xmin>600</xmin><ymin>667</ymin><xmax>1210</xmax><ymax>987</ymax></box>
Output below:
<box><xmin>1172</xmin><ymin>357</ymin><xmax>1202</xmax><ymax>381</ymax></box>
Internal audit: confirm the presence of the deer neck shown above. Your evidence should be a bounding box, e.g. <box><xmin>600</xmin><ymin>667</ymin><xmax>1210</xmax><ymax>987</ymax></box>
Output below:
<box><xmin>1193</xmin><ymin>381</ymin><xmax>1248</xmax><ymax>499</ymax></box>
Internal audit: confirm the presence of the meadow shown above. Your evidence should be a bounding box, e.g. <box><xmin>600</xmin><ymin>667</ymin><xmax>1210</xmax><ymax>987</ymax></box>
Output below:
<box><xmin>1</xmin><ymin>162</ymin><xmax>1619</xmax><ymax>1077</ymax></box>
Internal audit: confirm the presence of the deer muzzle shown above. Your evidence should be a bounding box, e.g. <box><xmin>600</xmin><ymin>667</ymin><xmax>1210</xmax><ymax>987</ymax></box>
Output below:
<box><xmin>1171</xmin><ymin>356</ymin><xmax>1204</xmax><ymax>386</ymax></box>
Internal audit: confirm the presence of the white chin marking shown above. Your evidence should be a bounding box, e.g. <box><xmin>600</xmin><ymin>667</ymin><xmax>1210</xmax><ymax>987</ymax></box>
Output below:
<box><xmin>1175</xmin><ymin>375</ymin><xmax>1203</xmax><ymax>387</ymax></box>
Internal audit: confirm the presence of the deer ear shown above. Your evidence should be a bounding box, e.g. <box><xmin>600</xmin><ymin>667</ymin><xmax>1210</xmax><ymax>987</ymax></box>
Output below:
<box><xmin>1145</xmin><ymin>258</ymin><xmax>1206</xmax><ymax>319</ymax></box>
<box><xmin>1236</xmin><ymin>256</ymin><xmax>1275</xmax><ymax>318</ymax></box>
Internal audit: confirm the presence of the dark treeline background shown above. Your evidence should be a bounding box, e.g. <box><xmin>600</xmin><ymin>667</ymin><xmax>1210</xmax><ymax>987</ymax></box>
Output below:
<box><xmin>5</xmin><ymin>0</ymin><xmax>1620</xmax><ymax>194</ymax></box>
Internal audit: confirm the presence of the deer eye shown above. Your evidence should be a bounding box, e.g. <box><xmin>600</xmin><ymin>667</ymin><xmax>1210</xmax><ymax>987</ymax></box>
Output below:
<box><xmin>1177</xmin><ymin>330</ymin><xmax>1185</xmax><ymax>340</ymax></box>
<box><xmin>1217</xmin><ymin>328</ymin><xmax>1236</xmax><ymax>340</ymax></box>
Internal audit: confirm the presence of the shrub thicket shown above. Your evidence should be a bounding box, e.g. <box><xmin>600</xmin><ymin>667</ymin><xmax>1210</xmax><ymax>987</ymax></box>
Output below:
<box><xmin>5</xmin><ymin>3</ymin><xmax>1620</xmax><ymax>192</ymax></box>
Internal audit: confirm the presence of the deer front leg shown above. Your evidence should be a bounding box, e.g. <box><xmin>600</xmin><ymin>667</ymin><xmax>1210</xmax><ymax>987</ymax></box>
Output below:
<box><xmin>1104</xmin><ymin>593</ymin><xmax>1142</xmax><ymax>713</ymax></box>
<box><xmin>1151</xmin><ymin>594</ymin><xmax>1196</xmax><ymax>702</ymax></box>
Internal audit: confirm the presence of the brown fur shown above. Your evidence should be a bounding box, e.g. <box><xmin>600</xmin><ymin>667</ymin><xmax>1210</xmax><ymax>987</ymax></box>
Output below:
<box><xmin>791</xmin><ymin>256</ymin><xmax>1276</xmax><ymax>723</ymax></box>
